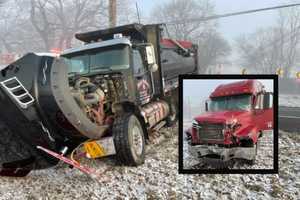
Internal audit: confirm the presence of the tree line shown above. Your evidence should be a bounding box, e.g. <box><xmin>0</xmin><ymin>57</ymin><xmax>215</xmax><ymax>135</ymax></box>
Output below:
<box><xmin>0</xmin><ymin>0</ymin><xmax>299</xmax><ymax>77</ymax></box>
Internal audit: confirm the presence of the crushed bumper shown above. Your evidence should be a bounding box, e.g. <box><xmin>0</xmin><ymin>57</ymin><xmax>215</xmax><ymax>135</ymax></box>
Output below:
<box><xmin>188</xmin><ymin>144</ymin><xmax>256</xmax><ymax>161</ymax></box>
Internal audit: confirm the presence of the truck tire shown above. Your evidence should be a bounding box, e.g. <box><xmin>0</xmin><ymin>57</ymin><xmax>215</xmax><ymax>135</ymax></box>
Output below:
<box><xmin>113</xmin><ymin>114</ymin><xmax>145</xmax><ymax>166</ymax></box>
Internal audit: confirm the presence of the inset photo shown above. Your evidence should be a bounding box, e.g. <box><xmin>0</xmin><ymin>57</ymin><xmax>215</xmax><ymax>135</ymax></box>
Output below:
<box><xmin>179</xmin><ymin>75</ymin><xmax>278</xmax><ymax>174</ymax></box>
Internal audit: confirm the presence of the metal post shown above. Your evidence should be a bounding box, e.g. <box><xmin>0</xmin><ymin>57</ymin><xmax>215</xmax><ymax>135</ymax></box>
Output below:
<box><xmin>109</xmin><ymin>0</ymin><xmax>117</xmax><ymax>28</ymax></box>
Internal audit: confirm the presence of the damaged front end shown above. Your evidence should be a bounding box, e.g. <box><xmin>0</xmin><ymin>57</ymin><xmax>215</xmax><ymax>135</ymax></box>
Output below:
<box><xmin>0</xmin><ymin>53</ymin><xmax>122</xmax><ymax>175</ymax></box>
<box><xmin>187</xmin><ymin>119</ymin><xmax>257</xmax><ymax>163</ymax></box>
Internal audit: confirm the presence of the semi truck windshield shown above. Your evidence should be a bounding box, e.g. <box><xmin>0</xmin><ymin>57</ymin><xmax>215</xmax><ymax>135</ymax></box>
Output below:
<box><xmin>63</xmin><ymin>45</ymin><xmax>130</xmax><ymax>75</ymax></box>
<box><xmin>209</xmin><ymin>94</ymin><xmax>252</xmax><ymax>111</ymax></box>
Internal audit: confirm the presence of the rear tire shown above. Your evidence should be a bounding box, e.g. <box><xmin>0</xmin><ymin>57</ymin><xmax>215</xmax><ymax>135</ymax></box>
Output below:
<box><xmin>113</xmin><ymin>114</ymin><xmax>145</xmax><ymax>166</ymax></box>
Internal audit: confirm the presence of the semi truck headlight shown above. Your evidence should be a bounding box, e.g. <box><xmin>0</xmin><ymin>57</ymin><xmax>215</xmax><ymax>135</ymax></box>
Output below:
<box><xmin>192</xmin><ymin>119</ymin><xmax>199</xmax><ymax>126</ymax></box>
<box><xmin>192</xmin><ymin>119</ymin><xmax>199</xmax><ymax>128</ymax></box>
<box><xmin>226</xmin><ymin>118</ymin><xmax>238</xmax><ymax>129</ymax></box>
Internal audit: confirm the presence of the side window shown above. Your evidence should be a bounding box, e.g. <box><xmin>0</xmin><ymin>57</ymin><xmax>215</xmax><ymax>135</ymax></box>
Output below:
<box><xmin>269</xmin><ymin>94</ymin><xmax>273</xmax><ymax>108</ymax></box>
<box><xmin>263</xmin><ymin>92</ymin><xmax>273</xmax><ymax>109</ymax></box>
<box><xmin>133</xmin><ymin>50</ymin><xmax>145</xmax><ymax>75</ymax></box>
<box><xmin>255</xmin><ymin>94</ymin><xmax>264</xmax><ymax>110</ymax></box>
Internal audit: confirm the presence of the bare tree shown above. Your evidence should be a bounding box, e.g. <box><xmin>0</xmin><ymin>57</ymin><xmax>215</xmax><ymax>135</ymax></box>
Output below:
<box><xmin>196</xmin><ymin>30</ymin><xmax>231</xmax><ymax>73</ymax></box>
<box><xmin>236</xmin><ymin>7</ymin><xmax>300</xmax><ymax>77</ymax></box>
<box><xmin>0</xmin><ymin>0</ymin><xmax>136</xmax><ymax>53</ymax></box>
<box><xmin>29</xmin><ymin>0</ymin><xmax>108</xmax><ymax>50</ymax></box>
<box><xmin>151</xmin><ymin>0</ymin><xmax>216</xmax><ymax>40</ymax></box>
<box><xmin>150</xmin><ymin>0</ymin><xmax>231</xmax><ymax>73</ymax></box>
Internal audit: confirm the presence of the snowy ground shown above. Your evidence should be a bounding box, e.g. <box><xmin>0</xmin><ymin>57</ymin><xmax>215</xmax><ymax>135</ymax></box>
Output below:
<box><xmin>279</xmin><ymin>94</ymin><xmax>300</xmax><ymax>107</ymax></box>
<box><xmin>183</xmin><ymin>121</ymin><xmax>274</xmax><ymax>170</ymax></box>
<box><xmin>0</xmin><ymin>123</ymin><xmax>299</xmax><ymax>199</ymax></box>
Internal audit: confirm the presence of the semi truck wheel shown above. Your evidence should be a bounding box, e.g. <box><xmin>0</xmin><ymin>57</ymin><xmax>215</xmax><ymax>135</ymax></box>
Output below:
<box><xmin>113</xmin><ymin>114</ymin><xmax>145</xmax><ymax>166</ymax></box>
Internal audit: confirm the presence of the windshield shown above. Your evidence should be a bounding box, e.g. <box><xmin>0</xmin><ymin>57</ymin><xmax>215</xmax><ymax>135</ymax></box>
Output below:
<box><xmin>63</xmin><ymin>45</ymin><xmax>130</xmax><ymax>75</ymax></box>
<box><xmin>209</xmin><ymin>94</ymin><xmax>252</xmax><ymax>112</ymax></box>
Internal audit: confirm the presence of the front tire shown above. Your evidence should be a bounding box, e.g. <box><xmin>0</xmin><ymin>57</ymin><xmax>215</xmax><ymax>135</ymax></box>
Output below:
<box><xmin>113</xmin><ymin>114</ymin><xmax>146</xmax><ymax>166</ymax></box>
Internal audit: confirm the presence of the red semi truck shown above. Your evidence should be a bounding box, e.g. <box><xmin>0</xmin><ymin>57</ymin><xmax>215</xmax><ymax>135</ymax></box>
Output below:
<box><xmin>186</xmin><ymin>80</ymin><xmax>273</xmax><ymax>165</ymax></box>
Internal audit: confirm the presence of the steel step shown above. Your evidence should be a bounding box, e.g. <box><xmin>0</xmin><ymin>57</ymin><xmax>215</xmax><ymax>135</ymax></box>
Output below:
<box><xmin>0</xmin><ymin>77</ymin><xmax>35</xmax><ymax>109</ymax></box>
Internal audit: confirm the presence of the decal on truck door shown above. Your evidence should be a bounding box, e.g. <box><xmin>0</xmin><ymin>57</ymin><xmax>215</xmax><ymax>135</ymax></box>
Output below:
<box><xmin>137</xmin><ymin>79</ymin><xmax>151</xmax><ymax>104</ymax></box>
<box><xmin>133</xmin><ymin>49</ymin><xmax>152</xmax><ymax>105</ymax></box>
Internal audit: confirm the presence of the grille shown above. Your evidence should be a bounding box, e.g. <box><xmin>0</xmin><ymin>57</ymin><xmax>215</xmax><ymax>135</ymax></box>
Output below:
<box><xmin>193</xmin><ymin>122</ymin><xmax>224</xmax><ymax>142</ymax></box>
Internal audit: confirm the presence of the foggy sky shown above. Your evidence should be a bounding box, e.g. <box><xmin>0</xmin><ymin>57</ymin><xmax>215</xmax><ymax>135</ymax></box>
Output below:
<box><xmin>139</xmin><ymin>0</ymin><xmax>298</xmax><ymax>41</ymax></box>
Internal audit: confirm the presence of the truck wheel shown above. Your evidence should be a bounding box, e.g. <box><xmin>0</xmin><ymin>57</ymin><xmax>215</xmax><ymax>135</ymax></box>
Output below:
<box><xmin>113</xmin><ymin>114</ymin><xmax>145</xmax><ymax>166</ymax></box>
<box><xmin>166</xmin><ymin>103</ymin><xmax>177</xmax><ymax>127</ymax></box>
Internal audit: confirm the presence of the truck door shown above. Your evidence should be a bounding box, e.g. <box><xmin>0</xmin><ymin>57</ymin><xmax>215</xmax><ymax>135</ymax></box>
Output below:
<box><xmin>132</xmin><ymin>49</ymin><xmax>153</xmax><ymax>105</ymax></box>
<box><xmin>262</xmin><ymin>92</ymin><xmax>274</xmax><ymax>130</ymax></box>
<box><xmin>254</xmin><ymin>92</ymin><xmax>274</xmax><ymax>130</ymax></box>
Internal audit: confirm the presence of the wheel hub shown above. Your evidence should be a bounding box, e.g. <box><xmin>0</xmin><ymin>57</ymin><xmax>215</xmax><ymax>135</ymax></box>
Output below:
<box><xmin>132</xmin><ymin>126</ymin><xmax>143</xmax><ymax>156</ymax></box>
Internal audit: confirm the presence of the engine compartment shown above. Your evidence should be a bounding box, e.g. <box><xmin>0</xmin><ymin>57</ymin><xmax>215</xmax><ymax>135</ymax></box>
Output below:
<box><xmin>68</xmin><ymin>73</ymin><xmax>126</xmax><ymax>127</ymax></box>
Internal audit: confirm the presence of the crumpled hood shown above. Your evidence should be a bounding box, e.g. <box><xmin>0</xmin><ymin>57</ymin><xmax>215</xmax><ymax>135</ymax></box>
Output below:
<box><xmin>194</xmin><ymin>110</ymin><xmax>250</xmax><ymax>124</ymax></box>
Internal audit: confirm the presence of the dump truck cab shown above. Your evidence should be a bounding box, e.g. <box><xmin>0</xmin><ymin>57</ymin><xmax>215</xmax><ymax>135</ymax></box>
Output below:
<box><xmin>187</xmin><ymin>80</ymin><xmax>273</xmax><ymax>163</ymax></box>
<box><xmin>0</xmin><ymin>23</ymin><xmax>198</xmax><ymax>176</ymax></box>
<box><xmin>62</xmin><ymin>36</ymin><xmax>157</xmax><ymax>107</ymax></box>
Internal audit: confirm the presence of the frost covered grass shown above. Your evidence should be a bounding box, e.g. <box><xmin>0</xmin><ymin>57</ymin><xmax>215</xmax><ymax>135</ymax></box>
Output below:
<box><xmin>0</xmin><ymin>124</ymin><xmax>299</xmax><ymax>199</ymax></box>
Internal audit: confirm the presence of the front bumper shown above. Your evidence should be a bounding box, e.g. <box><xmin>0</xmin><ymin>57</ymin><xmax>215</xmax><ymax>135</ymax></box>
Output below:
<box><xmin>188</xmin><ymin>144</ymin><xmax>256</xmax><ymax>161</ymax></box>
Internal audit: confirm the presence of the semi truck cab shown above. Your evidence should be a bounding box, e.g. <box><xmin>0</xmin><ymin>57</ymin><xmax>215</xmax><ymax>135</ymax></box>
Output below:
<box><xmin>187</xmin><ymin>80</ymin><xmax>273</xmax><ymax>163</ymax></box>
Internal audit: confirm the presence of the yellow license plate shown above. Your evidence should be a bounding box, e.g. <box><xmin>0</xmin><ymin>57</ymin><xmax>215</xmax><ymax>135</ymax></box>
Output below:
<box><xmin>84</xmin><ymin>141</ymin><xmax>106</xmax><ymax>159</ymax></box>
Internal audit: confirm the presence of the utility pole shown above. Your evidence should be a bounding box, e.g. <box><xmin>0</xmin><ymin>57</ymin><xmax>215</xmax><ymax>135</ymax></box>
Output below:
<box><xmin>109</xmin><ymin>0</ymin><xmax>117</xmax><ymax>28</ymax></box>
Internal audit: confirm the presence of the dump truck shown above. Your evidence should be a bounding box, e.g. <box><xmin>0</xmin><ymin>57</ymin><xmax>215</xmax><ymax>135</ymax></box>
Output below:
<box><xmin>0</xmin><ymin>23</ymin><xmax>198</xmax><ymax>176</ymax></box>
<box><xmin>185</xmin><ymin>80</ymin><xmax>273</xmax><ymax>165</ymax></box>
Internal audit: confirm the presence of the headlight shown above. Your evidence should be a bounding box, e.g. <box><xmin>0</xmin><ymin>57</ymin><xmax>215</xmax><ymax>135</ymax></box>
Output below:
<box><xmin>225</xmin><ymin>118</ymin><xmax>240</xmax><ymax>130</ymax></box>
<box><xmin>192</xmin><ymin>119</ymin><xmax>198</xmax><ymax>125</ymax></box>
<box><xmin>192</xmin><ymin>119</ymin><xmax>199</xmax><ymax>128</ymax></box>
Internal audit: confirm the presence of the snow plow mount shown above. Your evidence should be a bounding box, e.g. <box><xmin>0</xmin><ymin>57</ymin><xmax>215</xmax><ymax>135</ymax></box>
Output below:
<box><xmin>36</xmin><ymin>136</ymin><xmax>116</xmax><ymax>176</ymax></box>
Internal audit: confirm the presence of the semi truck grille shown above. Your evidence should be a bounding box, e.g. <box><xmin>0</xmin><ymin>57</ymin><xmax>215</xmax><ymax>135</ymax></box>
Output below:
<box><xmin>193</xmin><ymin>123</ymin><xmax>224</xmax><ymax>142</ymax></box>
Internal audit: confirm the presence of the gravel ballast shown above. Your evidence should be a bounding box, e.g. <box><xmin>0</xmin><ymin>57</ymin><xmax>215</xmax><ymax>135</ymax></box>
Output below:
<box><xmin>0</xmin><ymin>124</ymin><xmax>299</xmax><ymax>200</ymax></box>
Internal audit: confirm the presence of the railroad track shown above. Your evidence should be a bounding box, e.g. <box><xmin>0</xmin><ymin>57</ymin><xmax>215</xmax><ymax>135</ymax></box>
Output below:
<box><xmin>279</xmin><ymin>106</ymin><xmax>300</xmax><ymax>132</ymax></box>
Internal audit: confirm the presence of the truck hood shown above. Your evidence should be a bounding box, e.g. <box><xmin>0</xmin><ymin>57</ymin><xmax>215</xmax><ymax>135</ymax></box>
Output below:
<box><xmin>194</xmin><ymin>110</ymin><xmax>250</xmax><ymax>124</ymax></box>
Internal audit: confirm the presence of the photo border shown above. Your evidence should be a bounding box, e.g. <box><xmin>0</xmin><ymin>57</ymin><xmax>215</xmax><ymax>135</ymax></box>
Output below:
<box><xmin>178</xmin><ymin>74</ymin><xmax>279</xmax><ymax>174</ymax></box>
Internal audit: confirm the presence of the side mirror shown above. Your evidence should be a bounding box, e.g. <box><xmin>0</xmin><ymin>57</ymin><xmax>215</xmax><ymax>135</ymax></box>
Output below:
<box><xmin>205</xmin><ymin>100</ymin><xmax>209</xmax><ymax>112</ymax></box>
<box><xmin>263</xmin><ymin>92</ymin><xmax>273</xmax><ymax>109</ymax></box>
<box><xmin>149</xmin><ymin>63</ymin><xmax>158</xmax><ymax>73</ymax></box>
<box><xmin>145</xmin><ymin>45</ymin><xmax>158</xmax><ymax>73</ymax></box>
<box><xmin>145</xmin><ymin>45</ymin><xmax>156</xmax><ymax>65</ymax></box>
